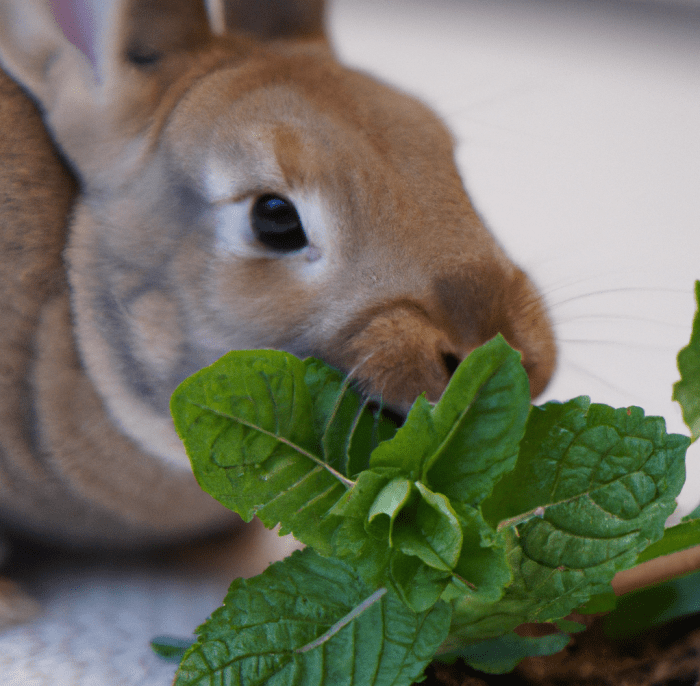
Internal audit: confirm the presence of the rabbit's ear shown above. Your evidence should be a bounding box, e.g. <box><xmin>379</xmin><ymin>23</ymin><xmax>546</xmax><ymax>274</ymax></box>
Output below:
<box><xmin>0</xmin><ymin>0</ymin><xmax>222</xmax><ymax>179</ymax></box>
<box><xmin>50</xmin><ymin>1</ymin><xmax>99</xmax><ymax>66</ymax></box>
<box><xmin>0</xmin><ymin>0</ymin><xmax>107</xmax><ymax>179</ymax></box>
<box><xmin>216</xmin><ymin>0</ymin><xmax>327</xmax><ymax>42</ymax></box>
<box><xmin>0</xmin><ymin>0</ymin><xmax>94</xmax><ymax>111</ymax></box>
<box><xmin>114</xmin><ymin>0</ymin><xmax>214</xmax><ymax>68</ymax></box>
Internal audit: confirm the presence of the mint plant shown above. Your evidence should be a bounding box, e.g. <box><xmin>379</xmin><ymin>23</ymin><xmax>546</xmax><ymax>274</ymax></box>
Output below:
<box><xmin>674</xmin><ymin>280</ymin><xmax>700</xmax><ymax>442</ymax></box>
<box><xmin>157</xmin><ymin>282</ymin><xmax>700</xmax><ymax>685</ymax></box>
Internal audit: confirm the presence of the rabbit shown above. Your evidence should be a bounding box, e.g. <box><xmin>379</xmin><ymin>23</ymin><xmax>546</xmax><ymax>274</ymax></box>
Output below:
<box><xmin>0</xmin><ymin>0</ymin><xmax>556</xmax><ymax>626</ymax></box>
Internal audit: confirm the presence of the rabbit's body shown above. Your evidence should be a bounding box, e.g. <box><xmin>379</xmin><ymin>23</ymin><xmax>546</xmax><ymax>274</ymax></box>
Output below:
<box><xmin>0</xmin><ymin>0</ymin><xmax>556</xmax><ymax>625</ymax></box>
<box><xmin>0</xmin><ymin>67</ymin><xmax>233</xmax><ymax>552</ymax></box>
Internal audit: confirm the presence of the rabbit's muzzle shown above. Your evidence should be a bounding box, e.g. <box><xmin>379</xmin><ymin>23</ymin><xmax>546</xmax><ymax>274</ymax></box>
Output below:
<box><xmin>324</xmin><ymin>266</ymin><xmax>556</xmax><ymax>414</ymax></box>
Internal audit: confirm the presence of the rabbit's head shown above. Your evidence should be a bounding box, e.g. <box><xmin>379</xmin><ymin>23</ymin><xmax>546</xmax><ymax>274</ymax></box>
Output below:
<box><xmin>0</xmin><ymin>0</ymin><xmax>556</xmax><ymax>470</ymax></box>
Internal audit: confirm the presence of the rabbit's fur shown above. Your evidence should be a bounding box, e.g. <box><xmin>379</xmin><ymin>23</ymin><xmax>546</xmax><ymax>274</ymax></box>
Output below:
<box><xmin>0</xmin><ymin>0</ymin><xmax>556</xmax><ymax>624</ymax></box>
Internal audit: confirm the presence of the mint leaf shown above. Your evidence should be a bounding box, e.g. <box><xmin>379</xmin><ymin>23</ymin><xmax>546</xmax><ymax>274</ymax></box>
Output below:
<box><xmin>151</xmin><ymin>636</ymin><xmax>194</xmax><ymax>663</ymax></box>
<box><xmin>635</xmin><ymin>517</ymin><xmax>700</xmax><ymax>564</ymax></box>
<box><xmin>483</xmin><ymin>398</ymin><xmax>688</xmax><ymax>551</ymax></box>
<box><xmin>390</xmin><ymin>553</ymin><xmax>454</xmax><ymax>613</ymax></box>
<box><xmin>426</xmin><ymin>336</ymin><xmax>531</xmax><ymax>504</ymax></box>
<box><xmin>445</xmin><ymin>529</ymin><xmax>614</xmax><ymax>645</ymax></box>
<box><xmin>603</xmin><ymin>569</ymin><xmax>700</xmax><ymax>638</ymax></box>
<box><xmin>555</xmin><ymin>619</ymin><xmax>587</xmax><ymax>633</ymax></box>
<box><xmin>576</xmin><ymin>591</ymin><xmax>618</xmax><ymax>615</ymax></box>
<box><xmin>673</xmin><ymin>280</ymin><xmax>700</xmax><ymax>441</ymax></box>
<box><xmin>332</xmin><ymin>472</ymin><xmax>513</xmax><ymax>612</ymax></box>
<box><xmin>450</xmin><ymin>503</ymin><xmax>512</xmax><ymax>604</ymax></box>
<box><xmin>329</xmin><ymin>469</ymin><xmax>397</xmax><ymax>586</ymax></box>
<box><xmin>366</xmin><ymin>478</ymin><xmax>414</xmax><ymax>540</ymax></box>
<box><xmin>168</xmin><ymin>319</ymin><xmax>695</xmax><ymax>681</ymax></box>
<box><xmin>392</xmin><ymin>483</ymin><xmax>463</xmax><ymax>572</ymax></box>
<box><xmin>174</xmin><ymin>548</ymin><xmax>451</xmax><ymax>686</ymax></box>
<box><xmin>442</xmin><ymin>631</ymin><xmax>571</xmax><ymax>674</ymax></box>
<box><xmin>369</xmin><ymin>395</ymin><xmax>437</xmax><ymax>481</ymax></box>
<box><xmin>171</xmin><ymin>350</ymin><xmax>352</xmax><ymax>553</ymax></box>
<box><xmin>332</xmin><ymin>476</ymin><xmax>512</xmax><ymax>613</ymax></box>
<box><xmin>303</xmin><ymin>358</ymin><xmax>397</xmax><ymax>477</ymax></box>
<box><xmin>371</xmin><ymin>335</ymin><xmax>531</xmax><ymax>505</ymax></box>
<box><xmin>683</xmin><ymin>502</ymin><xmax>700</xmax><ymax>521</ymax></box>
<box><xmin>331</xmin><ymin>474</ymin><xmax>461</xmax><ymax>612</ymax></box>
<box><xmin>449</xmin><ymin>399</ymin><xmax>689</xmax><ymax>644</ymax></box>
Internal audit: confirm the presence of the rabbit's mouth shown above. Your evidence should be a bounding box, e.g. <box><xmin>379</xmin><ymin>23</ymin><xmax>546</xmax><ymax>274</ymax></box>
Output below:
<box><xmin>365</xmin><ymin>399</ymin><xmax>407</xmax><ymax>428</ymax></box>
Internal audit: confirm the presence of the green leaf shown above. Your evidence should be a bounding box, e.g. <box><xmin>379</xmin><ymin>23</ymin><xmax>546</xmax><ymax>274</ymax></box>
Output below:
<box><xmin>151</xmin><ymin>636</ymin><xmax>194</xmax><ymax>663</ymax></box>
<box><xmin>683</xmin><ymin>502</ymin><xmax>700</xmax><ymax>521</ymax></box>
<box><xmin>329</xmin><ymin>469</ymin><xmax>396</xmax><ymax>587</ymax></box>
<box><xmin>331</xmin><ymin>474</ymin><xmax>509</xmax><ymax>613</ymax></box>
<box><xmin>367</xmin><ymin>478</ymin><xmax>414</xmax><ymax>541</ymax></box>
<box><xmin>445</xmin><ymin>529</ymin><xmax>615</xmax><ymax>646</ymax></box>
<box><xmin>369</xmin><ymin>395</ymin><xmax>438</xmax><ymax>481</ymax></box>
<box><xmin>370</xmin><ymin>335</ymin><xmax>531</xmax><ymax>505</ymax></box>
<box><xmin>303</xmin><ymin>358</ymin><xmax>397</xmax><ymax>477</ymax></box>
<box><xmin>174</xmin><ymin>548</ymin><xmax>451</xmax><ymax>686</ymax></box>
<box><xmin>392</xmin><ymin>483</ymin><xmax>463</xmax><ymax>572</ymax></box>
<box><xmin>171</xmin><ymin>350</ymin><xmax>354</xmax><ymax>554</ymax></box>
<box><xmin>673</xmin><ymin>280</ymin><xmax>700</xmax><ymax>441</ymax></box>
<box><xmin>484</xmin><ymin>398</ymin><xmax>688</xmax><ymax>562</ymax></box>
<box><xmin>635</xmin><ymin>517</ymin><xmax>700</xmax><ymax>564</ymax></box>
<box><xmin>387</xmin><ymin>484</ymin><xmax>465</xmax><ymax>612</ymax></box>
<box><xmin>555</xmin><ymin>619</ymin><xmax>587</xmax><ymax>634</ymax></box>
<box><xmin>390</xmin><ymin>553</ymin><xmax>453</xmax><ymax>613</ymax></box>
<box><xmin>576</xmin><ymin>591</ymin><xmax>617</xmax><ymax>615</ymax></box>
<box><xmin>441</xmin><ymin>631</ymin><xmax>571</xmax><ymax>674</ymax></box>
<box><xmin>450</xmin><ymin>400</ymin><xmax>688</xmax><ymax>644</ymax></box>
<box><xmin>331</xmin><ymin>474</ymin><xmax>465</xmax><ymax>612</ymax></box>
<box><xmin>168</xmin><ymin>331</ymin><xmax>696</xmax><ymax>681</ymax></box>
<box><xmin>603</xmin><ymin>569</ymin><xmax>700</xmax><ymax>638</ymax></box>
<box><xmin>450</xmin><ymin>503</ymin><xmax>512</xmax><ymax>604</ymax></box>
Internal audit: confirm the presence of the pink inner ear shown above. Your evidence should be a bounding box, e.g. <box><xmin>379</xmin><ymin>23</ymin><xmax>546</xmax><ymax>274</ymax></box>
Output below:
<box><xmin>50</xmin><ymin>0</ymin><xmax>96</xmax><ymax>63</ymax></box>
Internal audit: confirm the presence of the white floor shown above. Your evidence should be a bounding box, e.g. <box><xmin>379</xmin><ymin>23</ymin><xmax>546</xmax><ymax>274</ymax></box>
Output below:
<box><xmin>2</xmin><ymin>1</ymin><xmax>700</xmax><ymax>683</ymax></box>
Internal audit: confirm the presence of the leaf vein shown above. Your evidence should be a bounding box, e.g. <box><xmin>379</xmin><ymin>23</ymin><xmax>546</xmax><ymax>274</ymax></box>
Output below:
<box><xmin>190</xmin><ymin>402</ymin><xmax>354</xmax><ymax>487</ymax></box>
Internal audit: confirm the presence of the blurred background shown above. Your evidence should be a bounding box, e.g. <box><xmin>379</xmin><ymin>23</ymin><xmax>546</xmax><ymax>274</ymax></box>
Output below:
<box><xmin>3</xmin><ymin>1</ymin><xmax>700</xmax><ymax>683</ymax></box>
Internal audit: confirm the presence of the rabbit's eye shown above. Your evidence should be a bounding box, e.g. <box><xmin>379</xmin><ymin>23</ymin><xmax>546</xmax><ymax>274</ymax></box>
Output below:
<box><xmin>251</xmin><ymin>195</ymin><xmax>308</xmax><ymax>252</ymax></box>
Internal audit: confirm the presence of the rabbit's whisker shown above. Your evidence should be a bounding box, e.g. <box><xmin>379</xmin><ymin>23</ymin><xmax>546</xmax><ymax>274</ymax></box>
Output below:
<box><xmin>553</xmin><ymin>313</ymin><xmax>687</xmax><ymax>329</ymax></box>
<box><xmin>549</xmin><ymin>286</ymin><xmax>689</xmax><ymax>310</ymax></box>
<box><xmin>554</xmin><ymin>359</ymin><xmax>633</xmax><ymax>400</ymax></box>
<box><xmin>559</xmin><ymin>338</ymin><xmax>677</xmax><ymax>354</ymax></box>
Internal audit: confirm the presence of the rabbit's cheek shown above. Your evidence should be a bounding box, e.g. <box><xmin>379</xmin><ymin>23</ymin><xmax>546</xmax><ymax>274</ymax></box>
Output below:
<box><xmin>125</xmin><ymin>290</ymin><xmax>185</xmax><ymax>381</ymax></box>
<box><xmin>209</xmin><ymin>255</ymin><xmax>324</xmax><ymax>342</ymax></box>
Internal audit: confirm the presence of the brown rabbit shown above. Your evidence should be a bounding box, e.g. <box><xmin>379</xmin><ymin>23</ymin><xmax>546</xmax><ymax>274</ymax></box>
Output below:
<box><xmin>0</xmin><ymin>0</ymin><xmax>556</xmax><ymax>625</ymax></box>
